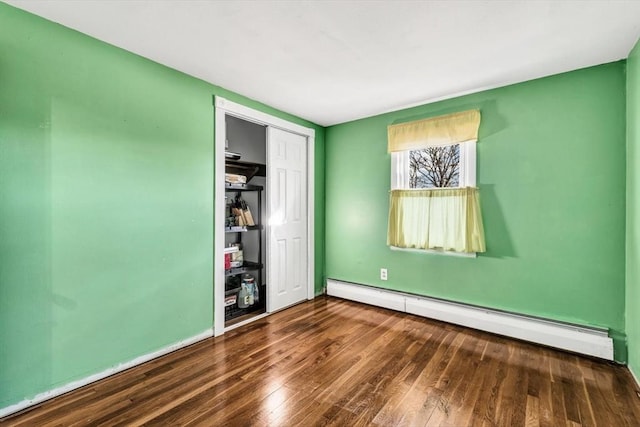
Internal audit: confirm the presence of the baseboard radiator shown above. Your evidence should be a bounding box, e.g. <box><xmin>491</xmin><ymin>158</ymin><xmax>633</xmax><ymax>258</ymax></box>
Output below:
<box><xmin>326</xmin><ymin>279</ymin><xmax>614</xmax><ymax>360</ymax></box>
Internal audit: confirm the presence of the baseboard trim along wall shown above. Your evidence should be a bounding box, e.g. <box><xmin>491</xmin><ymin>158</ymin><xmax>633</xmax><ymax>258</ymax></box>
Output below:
<box><xmin>0</xmin><ymin>328</ymin><xmax>214</xmax><ymax>419</ymax></box>
<box><xmin>326</xmin><ymin>279</ymin><xmax>614</xmax><ymax>361</ymax></box>
<box><xmin>630</xmin><ymin>366</ymin><xmax>640</xmax><ymax>390</ymax></box>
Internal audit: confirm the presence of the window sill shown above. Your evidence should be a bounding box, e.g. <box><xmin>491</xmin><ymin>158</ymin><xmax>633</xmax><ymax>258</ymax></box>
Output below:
<box><xmin>390</xmin><ymin>246</ymin><xmax>476</xmax><ymax>258</ymax></box>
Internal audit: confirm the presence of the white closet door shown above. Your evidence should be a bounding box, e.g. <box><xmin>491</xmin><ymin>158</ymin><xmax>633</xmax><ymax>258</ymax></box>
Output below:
<box><xmin>267</xmin><ymin>127</ymin><xmax>308</xmax><ymax>312</ymax></box>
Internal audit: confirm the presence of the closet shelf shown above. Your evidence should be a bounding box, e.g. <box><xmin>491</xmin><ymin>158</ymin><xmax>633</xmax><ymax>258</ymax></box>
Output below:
<box><xmin>225</xmin><ymin>160</ymin><xmax>266</xmax><ymax>181</ymax></box>
<box><xmin>223</xmin><ymin>163</ymin><xmax>264</xmax><ymax>326</ymax></box>
<box><xmin>225</xmin><ymin>305</ymin><xmax>264</xmax><ymax>325</ymax></box>
<box><xmin>224</xmin><ymin>182</ymin><xmax>264</xmax><ymax>192</ymax></box>
<box><xmin>225</xmin><ymin>225</ymin><xmax>263</xmax><ymax>233</ymax></box>
<box><xmin>225</xmin><ymin>261</ymin><xmax>263</xmax><ymax>277</ymax></box>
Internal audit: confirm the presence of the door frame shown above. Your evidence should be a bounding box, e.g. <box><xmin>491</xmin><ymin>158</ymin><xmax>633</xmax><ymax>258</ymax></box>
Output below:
<box><xmin>213</xmin><ymin>96</ymin><xmax>315</xmax><ymax>336</ymax></box>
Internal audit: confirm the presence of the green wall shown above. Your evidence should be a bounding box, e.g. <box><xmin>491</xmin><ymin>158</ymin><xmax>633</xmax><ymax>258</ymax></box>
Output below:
<box><xmin>627</xmin><ymin>38</ymin><xmax>640</xmax><ymax>379</ymax></box>
<box><xmin>1</xmin><ymin>0</ymin><xmax>635</xmax><ymax>414</ymax></box>
<box><xmin>0</xmin><ymin>3</ymin><xmax>325</xmax><ymax>409</ymax></box>
<box><xmin>326</xmin><ymin>62</ymin><xmax>627</xmax><ymax>360</ymax></box>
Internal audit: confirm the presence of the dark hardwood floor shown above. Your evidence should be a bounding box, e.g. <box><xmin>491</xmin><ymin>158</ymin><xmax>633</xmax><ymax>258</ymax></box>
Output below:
<box><xmin>2</xmin><ymin>296</ymin><xmax>640</xmax><ymax>426</ymax></box>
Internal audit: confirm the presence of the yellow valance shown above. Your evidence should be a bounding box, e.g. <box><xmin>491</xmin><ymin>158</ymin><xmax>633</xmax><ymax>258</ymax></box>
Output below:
<box><xmin>387</xmin><ymin>109</ymin><xmax>481</xmax><ymax>153</ymax></box>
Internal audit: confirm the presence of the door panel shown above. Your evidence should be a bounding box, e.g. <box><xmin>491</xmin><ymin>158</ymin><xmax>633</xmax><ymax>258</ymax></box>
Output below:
<box><xmin>268</xmin><ymin>128</ymin><xmax>308</xmax><ymax>312</ymax></box>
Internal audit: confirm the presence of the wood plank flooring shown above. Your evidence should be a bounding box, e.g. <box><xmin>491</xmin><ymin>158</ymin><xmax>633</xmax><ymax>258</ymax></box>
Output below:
<box><xmin>2</xmin><ymin>296</ymin><xmax>640</xmax><ymax>426</ymax></box>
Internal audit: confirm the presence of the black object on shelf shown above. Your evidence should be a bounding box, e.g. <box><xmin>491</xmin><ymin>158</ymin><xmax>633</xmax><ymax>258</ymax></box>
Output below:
<box><xmin>224</xmin><ymin>283</ymin><xmax>266</xmax><ymax>322</ymax></box>
<box><xmin>225</xmin><ymin>151</ymin><xmax>241</xmax><ymax>160</ymax></box>
<box><xmin>225</xmin><ymin>160</ymin><xmax>266</xmax><ymax>182</ymax></box>
<box><xmin>224</xmin><ymin>182</ymin><xmax>263</xmax><ymax>192</ymax></box>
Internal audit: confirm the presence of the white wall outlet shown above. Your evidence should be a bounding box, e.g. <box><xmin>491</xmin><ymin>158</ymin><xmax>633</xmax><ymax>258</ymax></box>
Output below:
<box><xmin>380</xmin><ymin>268</ymin><xmax>388</xmax><ymax>281</ymax></box>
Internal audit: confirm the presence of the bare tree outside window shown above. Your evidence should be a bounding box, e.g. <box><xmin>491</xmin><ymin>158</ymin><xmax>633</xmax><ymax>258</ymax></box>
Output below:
<box><xmin>409</xmin><ymin>145</ymin><xmax>460</xmax><ymax>188</ymax></box>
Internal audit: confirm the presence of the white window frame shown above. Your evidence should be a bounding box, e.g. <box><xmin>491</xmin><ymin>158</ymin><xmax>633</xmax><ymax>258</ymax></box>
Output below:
<box><xmin>390</xmin><ymin>140</ymin><xmax>477</xmax><ymax>257</ymax></box>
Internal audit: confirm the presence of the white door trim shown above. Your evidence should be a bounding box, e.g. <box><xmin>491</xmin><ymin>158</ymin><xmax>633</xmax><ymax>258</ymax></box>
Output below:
<box><xmin>213</xmin><ymin>96</ymin><xmax>315</xmax><ymax>336</ymax></box>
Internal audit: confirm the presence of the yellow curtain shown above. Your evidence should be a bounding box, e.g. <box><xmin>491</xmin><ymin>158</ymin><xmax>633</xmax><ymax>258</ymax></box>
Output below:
<box><xmin>387</xmin><ymin>109</ymin><xmax>480</xmax><ymax>152</ymax></box>
<box><xmin>387</xmin><ymin>187</ymin><xmax>485</xmax><ymax>253</ymax></box>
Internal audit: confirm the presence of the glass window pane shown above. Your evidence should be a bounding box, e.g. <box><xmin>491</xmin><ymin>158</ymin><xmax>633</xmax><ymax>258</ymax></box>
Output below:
<box><xmin>409</xmin><ymin>144</ymin><xmax>460</xmax><ymax>188</ymax></box>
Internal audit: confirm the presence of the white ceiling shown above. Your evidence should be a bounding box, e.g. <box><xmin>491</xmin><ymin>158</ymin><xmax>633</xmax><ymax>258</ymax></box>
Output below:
<box><xmin>7</xmin><ymin>0</ymin><xmax>640</xmax><ymax>126</ymax></box>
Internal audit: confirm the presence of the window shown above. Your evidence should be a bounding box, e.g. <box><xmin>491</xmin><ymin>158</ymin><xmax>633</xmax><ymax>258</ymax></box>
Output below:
<box><xmin>387</xmin><ymin>110</ymin><xmax>485</xmax><ymax>254</ymax></box>
<box><xmin>391</xmin><ymin>142</ymin><xmax>475</xmax><ymax>190</ymax></box>
<box><xmin>410</xmin><ymin>145</ymin><xmax>460</xmax><ymax>188</ymax></box>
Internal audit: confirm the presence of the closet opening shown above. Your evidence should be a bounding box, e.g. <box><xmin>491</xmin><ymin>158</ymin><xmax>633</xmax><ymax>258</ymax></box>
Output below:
<box><xmin>223</xmin><ymin>116</ymin><xmax>268</xmax><ymax>327</ymax></box>
<box><xmin>214</xmin><ymin>96</ymin><xmax>316</xmax><ymax>336</ymax></box>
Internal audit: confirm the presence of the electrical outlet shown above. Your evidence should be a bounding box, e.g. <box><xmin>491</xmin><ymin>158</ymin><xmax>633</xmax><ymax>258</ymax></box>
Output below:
<box><xmin>380</xmin><ymin>268</ymin><xmax>388</xmax><ymax>281</ymax></box>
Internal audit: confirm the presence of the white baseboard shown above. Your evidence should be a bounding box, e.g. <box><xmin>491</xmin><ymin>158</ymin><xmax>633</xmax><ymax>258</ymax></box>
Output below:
<box><xmin>630</xmin><ymin>365</ymin><xmax>640</xmax><ymax>389</ymax></box>
<box><xmin>0</xmin><ymin>328</ymin><xmax>214</xmax><ymax>419</ymax></box>
<box><xmin>326</xmin><ymin>279</ymin><xmax>614</xmax><ymax>361</ymax></box>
